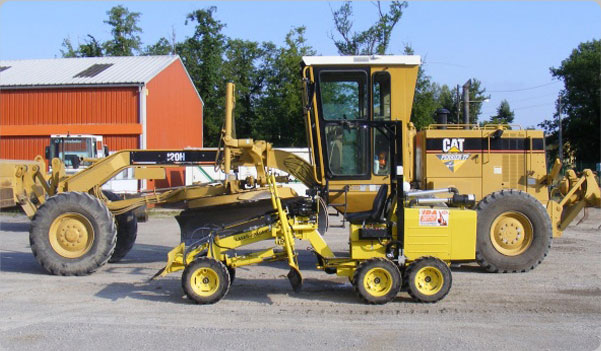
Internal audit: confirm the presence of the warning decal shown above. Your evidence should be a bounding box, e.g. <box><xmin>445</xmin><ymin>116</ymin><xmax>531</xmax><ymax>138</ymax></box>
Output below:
<box><xmin>419</xmin><ymin>209</ymin><xmax>449</xmax><ymax>227</ymax></box>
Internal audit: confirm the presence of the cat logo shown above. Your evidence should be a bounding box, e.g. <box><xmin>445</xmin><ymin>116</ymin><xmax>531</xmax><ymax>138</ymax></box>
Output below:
<box><xmin>437</xmin><ymin>138</ymin><xmax>470</xmax><ymax>173</ymax></box>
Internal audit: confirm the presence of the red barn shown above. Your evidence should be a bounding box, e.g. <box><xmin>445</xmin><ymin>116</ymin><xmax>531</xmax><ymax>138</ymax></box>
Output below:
<box><xmin>0</xmin><ymin>55</ymin><xmax>203</xmax><ymax>188</ymax></box>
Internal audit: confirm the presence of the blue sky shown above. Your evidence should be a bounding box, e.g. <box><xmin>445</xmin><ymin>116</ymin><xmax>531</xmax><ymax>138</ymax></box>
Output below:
<box><xmin>1</xmin><ymin>1</ymin><xmax>599</xmax><ymax>128</ymax></box>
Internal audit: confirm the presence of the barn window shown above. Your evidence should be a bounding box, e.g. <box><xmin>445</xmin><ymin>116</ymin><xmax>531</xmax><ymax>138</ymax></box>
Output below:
<box><xmin>73</xmin><ymin>63</ymin><xmax>113</xmax><ymax>78</ymax></box>
<box><xmin>0</xmin><ymin>66</ymin><xmax>11</xmax><ymax>72</ymax></box>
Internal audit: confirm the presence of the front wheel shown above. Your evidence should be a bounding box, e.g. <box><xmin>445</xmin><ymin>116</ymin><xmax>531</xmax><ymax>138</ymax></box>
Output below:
<box><xmin>30</xmin><ymin>192</ymin><xmax>117</xmax><ymax>275</ymax></box>
<box><xmin>352</xmin><ymin>258</ymin><xmax>401</xmax><ymax>305</ymax></box>
<box><xmin>182</xmin><ymin>258</ymin><xmax>231</xmax><ymax>304</ymax></box>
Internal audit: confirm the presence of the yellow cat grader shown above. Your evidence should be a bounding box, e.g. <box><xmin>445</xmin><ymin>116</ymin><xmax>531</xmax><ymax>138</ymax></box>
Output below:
<box><xmin>0</xmin><ymin>55</ymin><xmax>599</xmax><ymax>303</ymax></box>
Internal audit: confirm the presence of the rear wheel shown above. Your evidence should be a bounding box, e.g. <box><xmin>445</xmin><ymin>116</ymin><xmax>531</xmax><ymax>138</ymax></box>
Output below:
<box><xmin>405</xmin><ymin>257</ymin><xmax>452</xmax><ymax>303</ymax></box>
<box><xmin>30</xmin><ymin>192</ymin><xmax>117</xmax><ymax>275</ymax></box>
<box><xmin>182</xmin><ymin>257</ymin><xmax>230</xmax><ymax>304</ymax></box>
<box><xmin>103</xmin><ymin>191</ymin><xmax>138</xmax><ymax>263</ymax></box>
<box><xmin>352</xmin><ymin>258</ymin><xmax>401</xmax><ymax>304</ymax></box>
<box><xmin>476</xmin><ymin>190</ymin><xmax>552</xmax><ymax>273</ymax></box>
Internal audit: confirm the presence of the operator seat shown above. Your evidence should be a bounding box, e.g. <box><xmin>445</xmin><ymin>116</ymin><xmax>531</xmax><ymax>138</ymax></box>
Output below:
<box><xmin>345</xmin><ymin>184</ymin><xmax>388</xmax><ymax>224</ymax></box>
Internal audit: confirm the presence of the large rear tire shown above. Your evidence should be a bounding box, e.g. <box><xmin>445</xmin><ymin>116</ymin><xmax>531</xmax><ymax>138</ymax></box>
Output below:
<box><xmin>30</xmin><ymin>192</ymin><xmax>117</xmax><ymax>275</ymax></box>
<box><xmin>103</xmin><ymin>191</ymin><xmax>138</xmax><ymax>263</ymax></box>
<box><xmin>476</xmin><ymin>190</ymin><xmax>552</xmax><ymax>273</ymax></box>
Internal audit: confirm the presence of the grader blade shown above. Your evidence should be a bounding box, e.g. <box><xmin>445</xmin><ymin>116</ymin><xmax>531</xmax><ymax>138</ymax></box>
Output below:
<box><xmin>175</xmin><ymin>196</ymin><xmax>306</xmax><ymax>242</ymax></box>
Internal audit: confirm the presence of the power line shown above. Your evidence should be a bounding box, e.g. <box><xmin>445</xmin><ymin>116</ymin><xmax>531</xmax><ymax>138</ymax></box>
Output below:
<box><xmin>488</xmin><ymin>81</ymin><xmax>561</xmax><ymax>93</ymax></box>
<box><xmin>481</xmin><ymin>102</ymin><xmax>551</xmax><ymax>115</ymax></box>
<box><xmin>509</xmin><ymin>92</ymin><xmax>557</xmax><ymax>104</ymax></box>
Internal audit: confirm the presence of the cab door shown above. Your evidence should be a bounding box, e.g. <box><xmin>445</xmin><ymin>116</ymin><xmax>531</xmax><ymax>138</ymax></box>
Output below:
<box><xmin>314</xmin><ymin>68</ymin><xmax>373</xmax><ymax>212</ymax></box>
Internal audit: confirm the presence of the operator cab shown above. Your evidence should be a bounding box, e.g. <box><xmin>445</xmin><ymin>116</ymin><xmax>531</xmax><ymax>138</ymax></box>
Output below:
<box><xmin>300</xmin><ymin>55</ymin><xmax>421</xmax><ymax>215</ymax></box>
<box><xmin>45</xmin><ymin>134</ymin><xmax>109</xmax><ymax>171</ymax></box>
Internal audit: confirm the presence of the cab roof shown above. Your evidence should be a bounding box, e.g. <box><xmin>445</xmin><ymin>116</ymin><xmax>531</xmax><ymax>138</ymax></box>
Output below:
<box><xmin>301</xmin><ymin>55</ymin><xmax>421</xmax><ymax>66</ymax></box>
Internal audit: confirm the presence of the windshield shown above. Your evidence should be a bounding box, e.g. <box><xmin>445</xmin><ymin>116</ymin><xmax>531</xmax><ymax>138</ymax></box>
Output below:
<box><xmin>49</xmin><ymin>138</ymin><xmax>95</xmax><ymax>167</ymax></box>
<box><xmin>318</xmin><ymin>70</ymin><xmax>368</xmax><ymax>121</ymax></box>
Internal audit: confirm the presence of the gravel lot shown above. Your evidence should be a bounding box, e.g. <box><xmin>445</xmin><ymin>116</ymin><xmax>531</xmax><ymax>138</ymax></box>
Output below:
<box><xmin>1</xmin><ymin>209</ymin><xmax>600</xmax><ymax>351</ymax></box>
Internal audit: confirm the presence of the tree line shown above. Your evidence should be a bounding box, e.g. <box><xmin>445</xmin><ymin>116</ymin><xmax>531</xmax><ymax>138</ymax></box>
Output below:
<box><xmin>60</xmin><ymin>3</ymin><xmax>598</xmax><ymax>166</ymax></box>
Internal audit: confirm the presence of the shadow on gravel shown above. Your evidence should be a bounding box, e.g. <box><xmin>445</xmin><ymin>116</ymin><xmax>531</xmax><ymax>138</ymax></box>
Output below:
<box><xmin>95</xmin><ymin>274</ymin><xmax>415</xmax><ymax>305</ymax></box>
<box><xmin>95</xmin><ymin>278</ymin><xmax>185</xmax><ymax>304</ymax></box>
<box><xmin>110</xmin><ymin>244</ymin><xmax>173</xmax><ymax>264</ymax></box>
<box><xmin>450</xmin><ymin>264</ymin><xmax>487</xmax><ymax>273</ymax></box>
<box><xmin>0</xmin><ymin>221</ymin><xmax>30</xmax><ymax>232</ymax></box>
<box><xmin>0</xmin><ymin>250</ymin><xmax>47</xmax><ymax>274</ymax></box>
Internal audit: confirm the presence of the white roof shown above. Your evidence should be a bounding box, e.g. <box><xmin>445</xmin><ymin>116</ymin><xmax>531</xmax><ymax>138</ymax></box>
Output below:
<box><xmin>0</xmin><ymin>55</ymin><xmax>180</xmax><ymax>87</ymax></box>
<box><xmin>302</xmin><ymin>55</ymin><xmax>421</xmax><ymax>66</ymax></box>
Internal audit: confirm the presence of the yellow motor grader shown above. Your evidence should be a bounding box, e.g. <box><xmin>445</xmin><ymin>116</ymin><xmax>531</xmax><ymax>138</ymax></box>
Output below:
<box><xmin>0</xmin><ymin>55</ymin><xmax>598</xmax><ymax>280</ymax></box>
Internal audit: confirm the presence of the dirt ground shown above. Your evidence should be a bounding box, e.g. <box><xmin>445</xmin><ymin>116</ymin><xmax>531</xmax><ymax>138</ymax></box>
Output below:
<box><xmin>1</xmin><ymin>209</ymin><xmax>600</xmax><ymax>351</ymax></box>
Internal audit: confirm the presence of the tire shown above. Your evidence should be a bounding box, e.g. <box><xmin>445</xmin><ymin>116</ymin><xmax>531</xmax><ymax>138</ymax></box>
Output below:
<box><xmin>102</xmin><ymin>191</ymin><xmax>138</xmax><ymax>263</ymax></box>
<box><xmin>29</xmin><ymin>192</ymin><xmax>117</xmax><ymax>276</ymax></box>
<box><xmin>476</xmin><ymin>190</ymin><xmax>552</xmax><ymax>273</ymax></box>
<box><xmin>182</xmin><ymin>257</ymin><xmax>230</xmax><ymax>304</ymax></box>
<box><xmin>352</xmin><ymin>258</ymin><xmax>401</xmax><ymax>305</ymax></box>
<box><xmin>227</xmin><ymin>265</ymin><xmax>236</xmax><ymax>286</ymax></box>
<box><xmin>405</xmin><ymin>256</ymin><xmax>452</xmax><ymax>303</ymax></box>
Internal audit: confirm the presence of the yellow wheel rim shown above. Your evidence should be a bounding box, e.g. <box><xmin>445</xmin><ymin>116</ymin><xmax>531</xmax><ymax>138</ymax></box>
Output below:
<box><xmin>48</xmin><ymin>213</ymin><xmax>95</xmax><ymax>258</ymax></box>
<box><xmin>489</xmin><ymin>211</ymin><xmax>533</xmax><ymax>256</ymax></box>
<box><xmin>363</xmin><ymin>267</ymin><xmax>393</xmax><ymax>297</ymax></box>
<box><xmin>414</xmin><ymin>266</ymin><xmax>443</xmax><ymax>296</ymax></box>
<box><xmin>190</xmin><ymin>267</ymin><xmax>220</xmax><ymax>297</ymax></box>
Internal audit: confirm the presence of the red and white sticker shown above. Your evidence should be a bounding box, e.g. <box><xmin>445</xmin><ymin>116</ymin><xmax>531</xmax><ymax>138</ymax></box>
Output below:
<box><xmin>419</xmin><ymin>209</ymin><xmax>449</xmax><ymax>227</ymax></box>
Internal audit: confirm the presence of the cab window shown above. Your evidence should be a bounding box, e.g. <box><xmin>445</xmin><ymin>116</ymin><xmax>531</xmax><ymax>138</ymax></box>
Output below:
<box><xmin>319</xmin><ymin>71</ymin><xmax>368</xmax><ymax>120</ymax></box>
<box><xmin>325</xmin><ymin>125</ymin><xmax>369</xmax><ymax>177</ymax></box>
<box><xmin>372</xmin><ymin>71</ymin><xmax>391</xmax><ymax>175</ymax></box>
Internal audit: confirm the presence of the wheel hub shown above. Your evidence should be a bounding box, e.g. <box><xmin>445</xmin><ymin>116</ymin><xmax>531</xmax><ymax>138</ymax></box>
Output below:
<box><xmin>49</xmin><ymin>213</ymin><xmax>95</xmax><ymax>258</ymax></box>
<box><xmin>191</xmin><ymin>268</ymin><xmax>220</xmax><ymax>297</ymax></box>
<box><xmin>415</xmin><ymin>267</ymin><xmax>443</xmax><ymax>295</ymax></box>
<box><xmin>490</xmin><ymin>211</ymin><xmax>533</xmax><ymax>256</ymax></box>
<box><xmin>363</xmin><ymin>268</ymin><xmax>392</xmax><ymax>297</ymax></box>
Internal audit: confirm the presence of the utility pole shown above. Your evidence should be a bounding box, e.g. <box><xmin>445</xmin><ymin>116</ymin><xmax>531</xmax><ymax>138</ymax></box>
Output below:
<box><xmin>463</xmin><ymin>80</ymin><xmax>471</xmax><ymax>127</ymax></box>
<box><xmin>558</xmin><ymin>96</ymin><xmax>563</xmax><ymax>164</ymax></box>
<box><xmin>456</xmin><ymin>84</ymin><xmax>461</xmax><ymax>124</ymax></box>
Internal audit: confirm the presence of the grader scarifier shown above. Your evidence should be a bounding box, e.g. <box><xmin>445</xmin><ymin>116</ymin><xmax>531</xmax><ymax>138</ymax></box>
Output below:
<box><xmin>0</xmin><ymin>55</ymin><xmax>599</xmax><ymax>304</ymax></box>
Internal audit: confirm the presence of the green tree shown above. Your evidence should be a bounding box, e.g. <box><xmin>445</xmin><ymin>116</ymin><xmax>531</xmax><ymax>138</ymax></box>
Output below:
<box><xmin>177</xmin><ymin>7</ymin><xmax>227</xmax><ymax>146</ymax></box>
<box><xmin>405</xmin><ymin>45</ymin><xmax>445</xmax><ymax>130</ymax></box>
<box><xmin>223</xmin><ymin>39</ymin><xmax>267</xmax><ymax>137</ymax></box>
<box><xmin>541</xmin><ymin>39</ymin><xmax>600</xmax><ymax>164</ymax></box>
<box><xmin>60</xmin><ymin>5</ymin><xmax>142</xmax><ymax>58</ymax></box>
<box><xmin>61</xmin><ymin>35</ymin><xmax>104</xmax><ymax>57</ymax></box>
<box><xmin>256</xmin><ymin>27</ymin><xmax>316</xmax><ymax>146</ymax></box>
<box><xmin>330</xmin><ymin>1</ymin><xmax>408</xmax><ymax>55</ymax></box>
<box><xmin>102</xmin><ymin>5</ymin><xmax>143</xmax><ymax>56</ymax></box>
<box><xmin>464</xmin><ymin>79</ymin><xmax>490</xmax><ymax>124</ymax></box>
<box><xmin>445</xmin><ymin>79</ymin><xmax>490</xmax><ymax>124</ymax></box>
<box><xmin>487</xmin><ymin>99</ymin><xmax>515</xmax><ymax>124</ymax></box>
<box><xmin>144</xmin><ymin>37</ymin><xmax>174</xmax><ymax>55</ymax></box>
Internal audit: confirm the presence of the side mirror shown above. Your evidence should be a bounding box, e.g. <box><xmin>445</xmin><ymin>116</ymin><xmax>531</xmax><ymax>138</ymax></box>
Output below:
<box><xmin>44</xmin><ymin>146</ymin><xmax>50</xmax><ymax>160</ymax></box>
<box><xmin>104</xmin><ymin>145</ymin><xmax>109</xmax><ymax>157</ymax></box>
